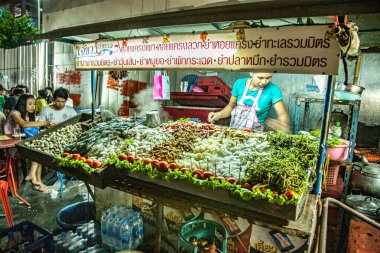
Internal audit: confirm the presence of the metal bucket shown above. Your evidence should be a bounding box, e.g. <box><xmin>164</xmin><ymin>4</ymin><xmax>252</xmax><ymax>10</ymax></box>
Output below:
<box><xmin>146</xmin><ymin>110</ymin><xmax>160</xmax><ymax>128</ymax></box>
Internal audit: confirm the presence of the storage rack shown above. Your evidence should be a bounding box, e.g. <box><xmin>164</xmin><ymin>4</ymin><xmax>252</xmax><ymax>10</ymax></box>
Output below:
<box><xmin>292</xmin><ymin>92</ymin><xmax>361</xmax><ymax>252</ymax></box>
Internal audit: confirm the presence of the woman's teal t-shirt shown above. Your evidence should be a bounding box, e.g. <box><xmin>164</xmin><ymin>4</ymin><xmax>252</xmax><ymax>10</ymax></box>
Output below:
<box><xmin>231</xmin><ymin>78</ymin><xmax>283</xmax><ymax>124</ymax></box>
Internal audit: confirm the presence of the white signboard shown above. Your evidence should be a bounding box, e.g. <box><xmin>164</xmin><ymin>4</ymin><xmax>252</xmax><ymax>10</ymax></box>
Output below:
<box><xmin>74</xmin><ymin>25</ymin><xmax>340</xmax><ymax>74</ymax></box>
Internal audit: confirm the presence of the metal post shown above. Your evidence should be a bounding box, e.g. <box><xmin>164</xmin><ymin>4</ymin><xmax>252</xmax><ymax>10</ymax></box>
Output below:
<box><xmin>314</xmin><ymin>75</ymin><xmax>334</xmax><ymax>195</ymax></box>
<box><xmin>319</xmin><ymin>197</ymin><xmax>380</xmax><ymax>253</ymax></box>
<box><xmin>294</xmin><ymin>97</ymin><xmax>301</xmax><ymax>133</ymax></box>
<box><xmin>154</xmin><ymin>203</ymin><xmax>163</xmax><ymax>253</ymax></box>
<box><xmin>91</xmin><ymin>70</ymin><xmax>96</xmax><ymax>120</ymax></box>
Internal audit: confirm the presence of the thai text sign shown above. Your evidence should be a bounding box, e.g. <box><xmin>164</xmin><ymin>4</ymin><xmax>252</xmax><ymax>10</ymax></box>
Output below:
<box><xmin>75</xmin><ymin>25</ymin><xmax>340</xmax><ymax>74</ymax></box>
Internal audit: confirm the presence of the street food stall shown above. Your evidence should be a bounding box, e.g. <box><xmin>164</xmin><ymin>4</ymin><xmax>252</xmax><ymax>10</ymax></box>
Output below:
<box><xmin>15</xmin><ymin>24</ymin><xmax>358</xmax><ymax>253</ymax></box>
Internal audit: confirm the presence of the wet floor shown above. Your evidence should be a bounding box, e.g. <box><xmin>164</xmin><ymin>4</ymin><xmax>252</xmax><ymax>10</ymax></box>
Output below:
<box><xmin>0</xmin><ymin>171</ymin><xmax>91</xmax><ymax>234</ymax></box>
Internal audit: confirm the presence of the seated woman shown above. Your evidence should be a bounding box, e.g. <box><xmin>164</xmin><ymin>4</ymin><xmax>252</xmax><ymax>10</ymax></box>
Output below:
<box><xmin>4</xmin><ymin>94</ymin><xmax>54</xmax><ymax>192</ymax></box>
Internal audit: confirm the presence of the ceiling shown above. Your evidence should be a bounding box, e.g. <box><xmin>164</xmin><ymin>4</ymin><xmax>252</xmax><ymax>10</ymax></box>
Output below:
<box><xmin>30</xmin><ymin>0</ymin><xmax>380</xmax><ymax>49</ymax></box>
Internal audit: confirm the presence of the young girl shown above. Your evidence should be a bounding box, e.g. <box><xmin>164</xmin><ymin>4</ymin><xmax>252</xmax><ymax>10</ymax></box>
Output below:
<box><xmin>4</xmin><ymin>94</ymin><xmax>54</xmax><ymax>192</ymax></box>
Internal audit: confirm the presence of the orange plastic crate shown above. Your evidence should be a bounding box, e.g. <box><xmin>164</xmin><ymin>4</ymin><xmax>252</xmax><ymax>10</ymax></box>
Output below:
<box><xmin>326</xmin><ymin>164</ymin><xmax>340</xmax><ymax>185</ymax></box>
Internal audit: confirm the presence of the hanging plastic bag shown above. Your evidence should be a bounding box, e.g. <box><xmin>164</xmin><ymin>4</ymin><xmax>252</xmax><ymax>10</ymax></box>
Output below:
<box><xmin>153</xmin><ymin>71</ymin><xmax>170</xmax><ymax>100</ymax></box>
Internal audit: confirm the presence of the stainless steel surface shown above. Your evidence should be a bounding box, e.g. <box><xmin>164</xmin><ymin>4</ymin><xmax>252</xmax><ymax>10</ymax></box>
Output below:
<box><xmin>350</xmin><ymin>163</ymin><xmax>380</xmax><ymax>198</ymax></box>
<box><xmin>146</xmin><ymin>110</ymin><xmax>160</xmax><ymax>128</ymax></box>
<box><xmin>346</xmin><ymin>194</ymin><xmax>380</xmax><ymax>220</ymax></box>
<box><xmin>338</xmin><ymin>83</ymin><xmax>365</xmax><ymax>94</ymax></box>
<box><xmin>319</xmin><ymin>197</ymin><xmax>380</xmax><ymax>253</ymax></box>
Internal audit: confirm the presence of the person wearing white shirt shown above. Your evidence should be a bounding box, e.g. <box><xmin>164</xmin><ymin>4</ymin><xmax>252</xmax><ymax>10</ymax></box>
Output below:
<box><xmin>39</xmin><ymin>88</ymin><xmax>77</xmax><ymax>123</ymax></box>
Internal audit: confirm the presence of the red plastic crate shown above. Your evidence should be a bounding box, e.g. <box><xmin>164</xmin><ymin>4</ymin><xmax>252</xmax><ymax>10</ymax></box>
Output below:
<box><xmin>208</xmin><ymin>85</ymin><xmax>232</xmax><ymax>95</ymax></box>
<box><xmin>163</xmin><ymin>106</ymin><xmax>229</xmax><ymax>126</ymax></box>
<box><xmin>198</xmin><ymin>76</ymin><xmax>228</xmax><ymax>87</ymax></box>
<box><xmin>347</xmin><ymin>220</ymin><xmax>380</xmax><ymax>253</ymax></box>
<box><xmin>326</xmin><ymin>164</ymin><xmax>340</xmax><ymax>185</ymax></box>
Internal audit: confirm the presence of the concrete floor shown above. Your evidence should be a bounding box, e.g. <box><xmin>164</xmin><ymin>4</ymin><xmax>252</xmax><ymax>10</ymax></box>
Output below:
<box><xmin>0</xmin><ymin>171</ymin><xmax>92</xmax><ymax>234</ymax></box>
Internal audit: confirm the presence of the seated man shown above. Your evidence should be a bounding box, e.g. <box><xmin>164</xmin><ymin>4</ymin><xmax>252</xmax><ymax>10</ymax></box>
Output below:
<box><xmin>39</xmin><ymin>88</ymin><xmax>77</xmax><ymax>123</ymax></box>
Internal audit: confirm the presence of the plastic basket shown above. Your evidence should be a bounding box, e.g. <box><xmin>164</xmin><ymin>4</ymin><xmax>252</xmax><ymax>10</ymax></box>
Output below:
<box><xmin>326</xmin><ymin>164</ymin><xmax>340</xmax><ymax>185</ymax></box>
<box><xmin>0</xmin><ymin>220</ymin><xmax>54</xmax><ymax>252</ymax></box>
<box><xmin>56</xmin><ymin>201</ymin><xmax>96</xmax><ymax>230</ymax></box>
<box><xmin>326</xmin><ymin>139</ymin><xmax>349</xmax><ymax>161</ymax></box>
<box><xmin>178</xmin><ymin>219</ymin><xmax>228</xmax><ymax>253</ymax></box>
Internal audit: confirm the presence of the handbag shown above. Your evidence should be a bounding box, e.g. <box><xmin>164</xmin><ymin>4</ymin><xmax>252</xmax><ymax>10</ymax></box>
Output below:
<box><xmin>153</xmin><ymin>71</ymin><xmax>170</xmax><ymax>100</ymax></box>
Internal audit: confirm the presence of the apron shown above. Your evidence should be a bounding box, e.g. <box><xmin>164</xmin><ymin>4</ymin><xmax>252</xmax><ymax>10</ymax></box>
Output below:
<box><xmin>230</xmin><ymin>79</ymin><xmax>264</xmax><ymax>131</ymax></box>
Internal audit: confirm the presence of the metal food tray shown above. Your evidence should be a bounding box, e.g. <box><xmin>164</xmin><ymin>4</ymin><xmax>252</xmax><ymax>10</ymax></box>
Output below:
<box><xmin>107</xmin><ymin>167</ymin><xmax>310</xmax><ymax>223</ymax></box>
<box><xmin>15</xmin><ymin>113</ymin><xmax>108</xmax><ymax>189</ymax></box>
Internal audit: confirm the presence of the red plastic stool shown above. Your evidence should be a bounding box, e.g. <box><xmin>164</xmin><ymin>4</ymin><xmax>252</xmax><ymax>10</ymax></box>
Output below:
<box><xmin>0</xmin><ymin>180</ymin><xmax>14</xmax><ymax>227</ymax></box>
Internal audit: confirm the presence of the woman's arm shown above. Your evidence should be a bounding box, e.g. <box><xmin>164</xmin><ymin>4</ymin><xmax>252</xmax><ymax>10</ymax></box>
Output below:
<box><xmin>11</xmin><ymin>113</ymin><xmax>51</xmax><ymax>128</ymax></box>
<box><xmin>208</xmin><ymin>96</ymin><xmax>237</xmax><ymax>123</ymax></box>
<box><xmin>272</xmin><ymin>100</ymin><xmax>290</xmax><ymax>124</ymax></box>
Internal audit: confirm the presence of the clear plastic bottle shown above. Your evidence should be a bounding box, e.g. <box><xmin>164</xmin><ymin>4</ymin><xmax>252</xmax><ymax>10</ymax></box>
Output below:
<box><xmin>134</xmin><ymin>212</ymin><xmax>143</xmax><ymax>247</ymax></box>
<box><xmin>120</xmin><ymin>219</ymin><xmax>131</xmax><ymax>250</ymax></box>
<box><xmin>113</xmin><ymin>217</ymin><xmax>123</xmax><ymax>251</ymax></box>
<box><xmin>332</xmin><ymin>121</ymin><xmax>342</xmax><ymax>138</ymax></box>
<box><xmin>100</xmin><ymin>211</ymin><xmax>109</xmax><ymax>245</ymax></box>
<box><xmin>106</xmin><ymin>214</ymin><xmax>116</xmax><ymax>248</ymax></box>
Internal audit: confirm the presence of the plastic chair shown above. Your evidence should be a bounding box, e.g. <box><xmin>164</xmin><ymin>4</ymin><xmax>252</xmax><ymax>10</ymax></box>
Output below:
<box><xmin>0</xmin><ymin>180</ymin><xmax>14</xmax><ymax>227</ymax></box>
<box><xmin>180</xmin><ymin>74</ymin><xmax>198</xmax><ymax>92</ymax></box>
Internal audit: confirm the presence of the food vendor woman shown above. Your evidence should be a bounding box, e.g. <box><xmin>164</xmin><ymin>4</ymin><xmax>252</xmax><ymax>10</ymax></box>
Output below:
<box><xmin>208</xmin><ymin>72</ymin><xmax>290</xmax><ymax>132</ymax></box>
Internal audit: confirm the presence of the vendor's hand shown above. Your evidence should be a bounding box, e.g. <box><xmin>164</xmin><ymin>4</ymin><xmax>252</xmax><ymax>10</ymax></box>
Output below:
<box><xmin>208</xmin><ymin>112</ymin><xmax>221</xmax><ymax>123</ymax></box>
<box><xmin>47</xmin><ymin>121</ymin><xmax>56</xmax><ymax>127</ymax></box>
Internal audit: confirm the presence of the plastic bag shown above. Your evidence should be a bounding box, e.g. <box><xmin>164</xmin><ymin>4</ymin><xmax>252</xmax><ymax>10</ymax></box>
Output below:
<box><xmin>153</xmin><ymin>71</ymin><xmax>170</xmax><ymax>100</ymax></box>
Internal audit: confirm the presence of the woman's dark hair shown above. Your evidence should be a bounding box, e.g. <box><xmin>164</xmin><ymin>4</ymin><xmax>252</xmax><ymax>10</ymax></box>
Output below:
<box><xmin>53</xmin><ymin>87</ymin><xmax>69</xmax><ymax>100</ymax></box>
<box><xmin>0</xmin><ymin>84</ymin><xmax>4</xmax><ymax>92</ymax></box>
<box><xmin>46</xmin><ymin>87</ymin><xmax>53</xmax><ymax>92</ymax></box>
<box><xmin>38</xmin><ymin>89</ymin><xmax>48</xmax><ymax>99</ymax></box>
<box><xmin>14</xmin><ymin>94</ymin><xmax>36</xmax><ymax>121</ymax></box>
<box><xmin>16</xmin><ymin>85</ymin><xmax>29</xmax><ymax>93</ymax></box>
<box><xmin>13</xmin><ymin>88</ymin><xmax>25</xmax><ymax>95</ymax></box>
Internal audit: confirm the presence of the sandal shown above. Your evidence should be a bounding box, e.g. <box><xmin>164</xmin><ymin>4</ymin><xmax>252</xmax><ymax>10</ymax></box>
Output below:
<box><xmin>25</xmin><ymin>175</ymin><xmax>32</xmax><ymax>181</ymax></box>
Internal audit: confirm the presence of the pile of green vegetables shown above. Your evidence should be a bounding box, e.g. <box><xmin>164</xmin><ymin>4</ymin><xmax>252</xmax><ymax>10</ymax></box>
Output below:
<box><xmin>245</xmin><ymin>131</ymin><xmax>318</xmax><ymax>196</ymax></box>
<box><xmin>310</xmin><ymin>129</ymin><xmax>346</xmax><ymax>147</ymax></box>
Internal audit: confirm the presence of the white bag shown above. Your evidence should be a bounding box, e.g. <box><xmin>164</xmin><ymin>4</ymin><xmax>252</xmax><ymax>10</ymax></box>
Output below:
<box><xmin>153</xmin><ymin>71</ymin><xmax>170</xmax><ymax>100</ymax></box>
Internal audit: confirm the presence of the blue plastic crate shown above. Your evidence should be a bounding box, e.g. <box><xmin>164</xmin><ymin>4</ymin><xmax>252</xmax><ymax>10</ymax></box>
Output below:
<box><xmin>0</xmin><ymin>220</ymin><xmax>54</xmax><ymax>252</ymax></box>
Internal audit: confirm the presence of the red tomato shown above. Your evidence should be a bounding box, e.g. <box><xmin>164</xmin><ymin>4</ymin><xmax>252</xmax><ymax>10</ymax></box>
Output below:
<box><xmin>260</xmin><ymin>188</ymin><xmax>266</xmax><ymax>193</ymax></box>
<box><xmin>169</xmin><ymin>163</ymin><xmax>180</xmax><ymax>171</ymax></box>
<box><xmin>203</xmin><ymin>171</ymin><xmax>214</xmax><ymax>180</ymax></box>
<box><xmin>86</xmin><ymin>159</ymin><xmax>94</xmax><ymax>167</ymax></box>
<box><xmin>142</xmin><ymin>158</ymin><xmax>152</xmax><ymax>165</ymax></box>
<box><xmin>241</xmin><ymin>182</ymin><xmax>252</xmax><ymax>190</ymax></box>
<box><xmin>62</xmin><ymin>152</ymin><xmax>70</xmax><ymax>158</ymax></box>
<box><xmin>227</xmin><ymin>177</ymin><xmax>237</xmax><ymax>184</ymax></box>
<box><xmin>151</xmin><ymin>160</ymin><xmax>160</xmax><ymax>169</ymax></box>
<box><xmin>180</xmin><ymin>167</ymin><xmax>190</xmax><ymax>173</ymax></box>
<box><xmin>72</xmin><ymin>154</ymin><xmax>81</xmax><ymax>160</ymax></box>
<box><xmin>284</xmin><ymin>190</ymin><xmax>297</xmax><ymax>200</ymax></box>
<box><xmin>127</xmin><ymin>155</ymin><xmax>135</xmax><ymax>163</ymax></box>
<box><xmin>214</xmin><ymin>176</ymin><xmax>225</xmax><ymax>182</ymax></box>
<box><xmin>118</xmin><ymin>153</ymin><xmax>128</xmax><ymax>160</ymax></box>
<box><xmin>191</xmin><ymin>169</ymin><xmax>204</xmax><ymax>180</ymax></box>
<box><xmin>92</xmin><ymin>161</ymin><xmax>102</xmax><ymax>168</ymax></box>
<box><xmin>79</xmin><ymin>157</ymin><xmax>87</xmax><ymax>162</ymax></box>
<box><xmin>158</xmin><ymin>161</ymin><xmax>169</xmax><ymax>172</ymax></box>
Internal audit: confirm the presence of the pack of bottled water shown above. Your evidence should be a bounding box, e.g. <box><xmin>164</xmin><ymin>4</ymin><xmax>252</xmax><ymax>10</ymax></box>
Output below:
<box><xmin>53</xmin><ymin>220</ymin><xmax>107</xmax><ymax>253</ymax></box>
<box><xmin>101</xmin><ymin>204</ymin><xmax>144</xmax><ymax>251</ymax></box>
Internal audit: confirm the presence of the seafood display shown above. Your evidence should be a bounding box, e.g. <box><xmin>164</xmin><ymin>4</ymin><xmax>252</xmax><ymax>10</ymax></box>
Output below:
<box><xmin>53</xmin><ymin>119</ymin><xmax>318</xmax><ymax>204</ymax></box>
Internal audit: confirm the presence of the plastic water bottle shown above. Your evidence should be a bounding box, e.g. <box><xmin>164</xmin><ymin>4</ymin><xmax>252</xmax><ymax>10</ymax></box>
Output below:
<box><xmin>67</xmin><ymin>238</ymin><xmax>88</xmax><ymax>253</ymax></box>
<box><xmin>332</xmin><ymin>121</ymin><xmax>342</xmax><ymax>138</ymax></box>
<box><xmin>120</xmin><ymin>219</ymin><xmax>131</xmax><ymax>250</ymax></box>
<box><xmin>106</xmin><ymin>214</ymin><xmax>116</xmax><ymax>248</ymax></box>
<box><xmin>113</xmin><ymin>217</ymin><xmax>123</xmax><ymax>250</ymax></box>
<box><xmin>100</xmin><ymin>211</ymin><xmax>109</xmax><ymax>245</ymax></box>
<box><xmin>134</xmin><ymin>212</ymin><xmax>143</xmax><ymax>247</ymax></box>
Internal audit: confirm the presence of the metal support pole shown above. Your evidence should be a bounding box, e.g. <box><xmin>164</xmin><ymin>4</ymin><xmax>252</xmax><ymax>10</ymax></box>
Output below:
<box><xmin>91</xmin><ymin>70</ymin><xmax>96</xmax><ymax>121</ymax></box>
<box><xmin>319</xmin><ymin>197</ymin><xmax>380</xmax><ymax>253</ymax></box>
<box><xmin>154</xmin><ymin>203</ymin><xmax>163</xmax><ymax>253</ymax></box>
<box><xmin>314</xmin><ymin>75</ymin><xmax>334</xmax><ymax>195</ymax></box>
<box><xmin>294</xmin><ymin>98</ymin><xmax>301</xmax><ymax>133</ymax></box>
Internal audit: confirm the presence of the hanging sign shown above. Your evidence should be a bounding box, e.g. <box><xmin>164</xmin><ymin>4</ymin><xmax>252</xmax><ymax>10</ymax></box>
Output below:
<box><xmin>74</xmin><ymin>25</ymin><xmax>340</xmax><ymax>74</ymax></box>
